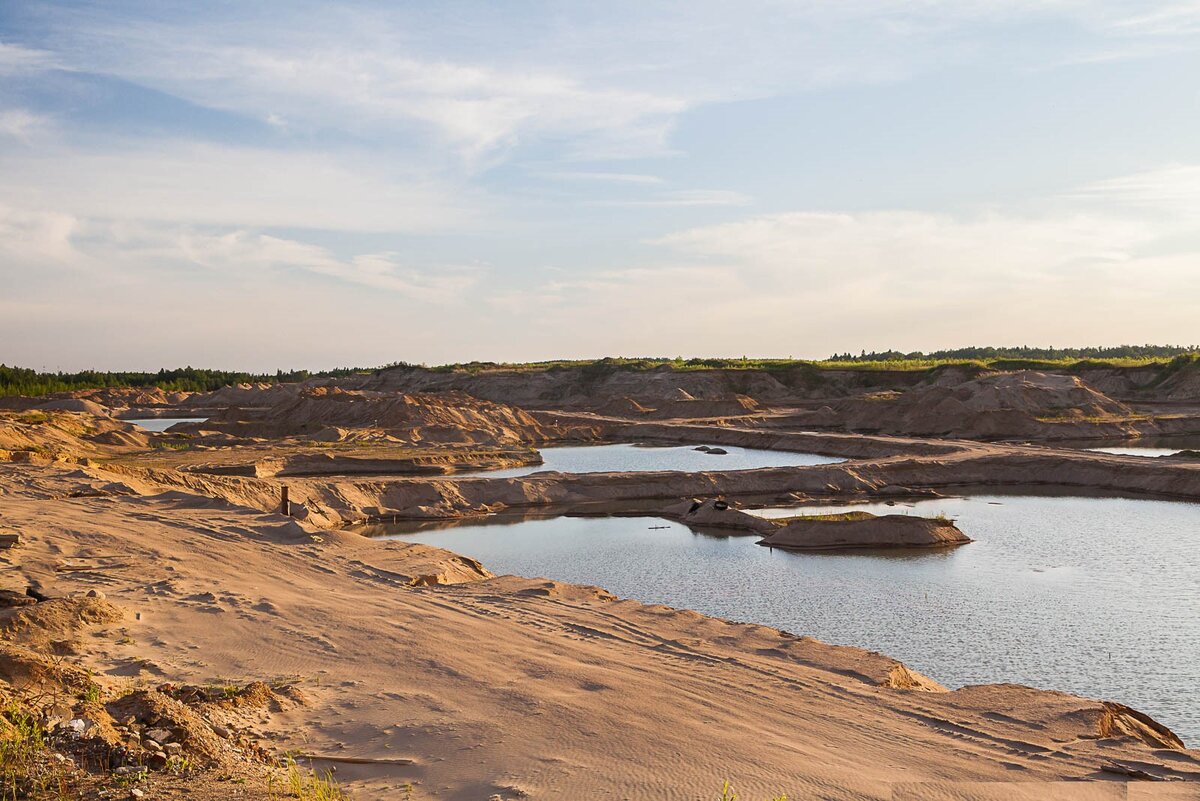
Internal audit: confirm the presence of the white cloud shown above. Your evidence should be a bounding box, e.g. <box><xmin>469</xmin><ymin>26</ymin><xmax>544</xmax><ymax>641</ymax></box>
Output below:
<box><xmin>0</xmin><ymin>141</ymin><xmax>475</xmax><ymax>233</ymax></box>
<box><xmin>0</xmin><ymin>109</ymin><xmax>51</xmax><ymax>143</ymax></box>
<box><xmin>173</xmin><ymin>231</ymin><xmax>482</xmax><ymax>299</ymax></box>
<box><xmin>1063</xmin><ymin>164</ymin><xmax>1200</xmax><ymax>218</ymax></box>
<box><xmin>0</xmin><ymin>41</ymin><xmax>55</xmax><ymax>75</ymax></box>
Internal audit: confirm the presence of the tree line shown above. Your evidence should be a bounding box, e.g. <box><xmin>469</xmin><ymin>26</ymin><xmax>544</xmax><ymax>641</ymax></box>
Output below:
<box><xmin>824</xmin><ymin>345</ymin><xmax>1200</xmax><ymax>363</ymax></box>
<box><xmin>0</xmin><ymin>365</ymin><xmax>369</xmax><ymax>398</ymax></box>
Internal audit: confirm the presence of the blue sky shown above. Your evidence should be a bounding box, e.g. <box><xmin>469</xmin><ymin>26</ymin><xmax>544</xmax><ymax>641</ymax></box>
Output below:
<box><xmin>2</xmin><ymin>1</ymin><xmax>1199</xmax><ymax>371</ymax></box>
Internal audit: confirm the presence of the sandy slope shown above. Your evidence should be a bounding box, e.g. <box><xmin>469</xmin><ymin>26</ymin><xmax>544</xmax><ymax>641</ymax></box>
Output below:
<box><xmin>2</xmin><ymin>462</ymin><xmax>1198</xmax><ymax>800</ymax></box>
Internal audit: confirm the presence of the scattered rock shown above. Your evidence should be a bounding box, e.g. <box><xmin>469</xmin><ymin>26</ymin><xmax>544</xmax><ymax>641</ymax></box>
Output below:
<box><xmin>144</xmin><ymin>728</ymin><xmax>172</xmax><ymax>743</ymax></box>
<box><xmin>86</xmin><ymin>589</ymin><xmax>107</xmax><ymax>599</ymax></box>
<box><xmin>705</xmin><ymin>447</ymin><xmax>728</xmax><ymax>455</ymax></box>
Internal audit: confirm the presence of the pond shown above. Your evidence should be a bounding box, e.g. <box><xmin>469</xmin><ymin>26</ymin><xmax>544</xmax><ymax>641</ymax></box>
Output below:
<box><xmin>123</xmin><ymin>417</ymin><xmax>207</xmax><ymax>432</ymax></box>
<box><xmin>374</xmin><ymin>493</ymin><xmax>1200</xmax><ymax>743</ymax></box>
<box><xmin>1057</xmin><ymin>435</ymin><xmax>1200</xmax><ymax>458</ymax></box>
<box><xmin>457</xmin><ymin>442</ymin><xmax>844</xmax><ymax>478</ymax></box>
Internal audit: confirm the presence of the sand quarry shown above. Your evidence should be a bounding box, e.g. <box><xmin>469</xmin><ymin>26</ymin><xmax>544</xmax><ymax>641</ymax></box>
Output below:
<box><xmin>3</xmin><ymin>363</ymin><xmax>1200</xmax><ymax>800</ymax></box>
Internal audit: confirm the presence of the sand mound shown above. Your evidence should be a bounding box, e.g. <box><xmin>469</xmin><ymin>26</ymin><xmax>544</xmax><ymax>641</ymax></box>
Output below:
<box><xmin>836</xmin><ymin>371</ymin><xmax>1138</xmax><ymax>439</ymax></box>
<box><xmin>0</xmin><ymin>597</ymin><xmax>124</xmax><ymax>648</ymax></box>
<box><xmin>182</xmin><ymin>382</ymin><xmax>301</xmax><ymax>409</ymax></box>
<box><xmin>0</xmin><ymin>410</ymin><xmax>150</xmax><ymax>457</ymax></box>
<box><xmin>186</xmin><ymin>388</ymin><xmax>551</xmax><ymax>445</ymax></box>
<box><xmin>37</xmin><ymin>398</ymin><xmax>111</xmax><ymax>416</ymax></box>
<box><xmin>759</xmin><ymin>513</ymin><xmax>970</xmax><ymax>550</ymax></box>
<box><xmin>107</xmin><ymin>690</ymin><xmax>229</xmax><ymax>764</ymax></box>
<box><xmin>592</xmin><ymin>397</ymin><xmax>653</xmax><ymax>416</ymax></box>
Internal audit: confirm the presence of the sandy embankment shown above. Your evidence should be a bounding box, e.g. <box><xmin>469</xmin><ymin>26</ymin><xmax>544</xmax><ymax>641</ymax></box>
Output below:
<box><xmin>3</xmin><ymin>461</ymin><xmax>1199</xmax><ymax>801</ymax></box>
<box><xmin>92</xmin><ymin>421</ymin><xmax>1200</xmax><ymax>526</ymax></box>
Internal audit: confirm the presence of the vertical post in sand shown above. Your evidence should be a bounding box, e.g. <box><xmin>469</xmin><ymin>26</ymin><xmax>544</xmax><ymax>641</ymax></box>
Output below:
<box><xmin>280</xmin><ymin>485</ymin><xmax>290</xmax><ymax>517</ymax></box>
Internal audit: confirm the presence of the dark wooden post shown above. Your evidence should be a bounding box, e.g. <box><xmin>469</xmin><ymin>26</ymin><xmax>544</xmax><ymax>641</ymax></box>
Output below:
<box><xmin>280</xmin><ymin>485</ymin><xmax>290</xmax><ymax>516</ymax></box>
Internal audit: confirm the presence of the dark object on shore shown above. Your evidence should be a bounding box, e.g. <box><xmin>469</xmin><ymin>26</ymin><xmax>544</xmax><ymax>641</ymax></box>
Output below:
<box><xmin>706</xmin><ymin>447</ymin><xmax>728</xmax><ymax>455</ymax></box>
<box><xmin>694</xmin><ymin>445</ymin><xmax>711</xmax><ymax>452</ymax></box>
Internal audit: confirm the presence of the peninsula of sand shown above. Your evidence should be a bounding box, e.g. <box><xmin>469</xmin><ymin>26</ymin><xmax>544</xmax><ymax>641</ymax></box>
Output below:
<box><xmin>3</xmin><ymin>359</ymin><xmax>1200</xmax><ymax>799</ymax></box>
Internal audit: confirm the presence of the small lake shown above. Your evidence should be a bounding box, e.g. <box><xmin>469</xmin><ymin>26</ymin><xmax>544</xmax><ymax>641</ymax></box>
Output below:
<box><xmin>458</xmin><ymin>442</ymin><xmax>844</xmax><ymax>478</ymax></box>
<box><xmin>375</xmin><ymin>493</ymin><xmax>1200</xmax><ymax>743</ymax></box>
<box><xmin>123</xmin><ymin>417</ymin><xmax>207</xmax><ymax>432</ymax></box>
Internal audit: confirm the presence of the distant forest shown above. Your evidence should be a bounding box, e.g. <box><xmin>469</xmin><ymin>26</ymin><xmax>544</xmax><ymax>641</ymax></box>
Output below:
<box><xmin>824</xmin><ymin>345</ymin><xmax>1200</xmax><ymax>362</ymax></box>
<box><xmin>0</xmin><ymin>365</ymin><xmax>371</xmax><ymax>398</ymax></box>
<box><xmin>3</xmin><ymin>346</ymin><xmax>1198</xmax><ymax>397</ymax></box>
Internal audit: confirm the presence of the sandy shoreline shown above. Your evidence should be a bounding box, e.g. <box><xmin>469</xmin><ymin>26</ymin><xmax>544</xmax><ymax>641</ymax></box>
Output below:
<box><xmin>3</xmin><ymin>455</ymin><xmax>1199</xmax><ymax>799</ymax></box>
<box><xmin>4</xmin><ymin>370</ymin><xmax>1200</xmax><ymax>798</ymax></box>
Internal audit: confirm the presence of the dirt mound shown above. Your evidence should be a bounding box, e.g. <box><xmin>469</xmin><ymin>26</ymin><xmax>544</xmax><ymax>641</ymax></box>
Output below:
<box><xmin>186</xmin><ymin>389</ymin><xmax>551</xmax><ymax>445</ymax></box>
<box><xmin>182</xmin><ymin>382</ymin><xmax>301</xmax><ymax>409</ymax></box>
<box><xmin>0</xmin><ymin>641</ymin><xmax>95</xmax><ymax>694</ymax></box>
<box><xmin>107</xmin><ymin>690</ymin><xmax>229</xmax><ymax>764</ymax></box>
<box><xmin>834</xmin><ymin>371</ymin><xmax>1140</xmax><ymax>439</ymax></box>
<box><xmin>759</xmin><ymin>514</ymin><xmax>970</xmax><ymax>550</ymax></box>
<box><xmin>36</xmin><ymin>398</ymin><xmax>111</xmax><ymax>416</ymax></box>
<box><xmin>647</xmin><ymin>394</ymin><xmax>760</xmax><ymax>419</ymax></box>
<box><xmin>0</xmin><ymin>597</ymin><xmax>124</xmax><ymax>649</ymax></box>
<box><xmin>592</xmin><ymin>397</ymin><xmax>653</xmax><ymax>416</ymax></box>
<box><xmin>0</xmin><ymin>411</ymin><xmax>150</xmax><ymax>457</ymax></box>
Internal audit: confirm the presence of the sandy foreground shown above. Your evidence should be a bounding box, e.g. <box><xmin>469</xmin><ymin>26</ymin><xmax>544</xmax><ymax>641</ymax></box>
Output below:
<box><xmin>3</xmin><ymin>460</ymin><xmax>1199</xmax><ymax>800</ymax></box>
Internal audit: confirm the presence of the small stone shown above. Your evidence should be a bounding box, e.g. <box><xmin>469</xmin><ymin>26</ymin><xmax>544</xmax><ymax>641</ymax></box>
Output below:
<box><xmin>147</xmin><ymin>752</ymin><xmax>168</xmax><ymax>770</ymax></box>
<box><xmin>66</xmin><ymin>718</ymin><xmax>89</xmax><ymax>733</ymax></box>
<box><xmin>162</xmin><ymin>742</ymin><xmax>182</xmax><ymax>755</ymax></box>
<box><xmin>130</xmin><ymin>790</ymin><xmax>144</xmax><ymax>799</ymax></box>
<box><xmin>142</xmin><ymin>738</ymin><xmax>161</xmax><ymax>751</ymax></box>
<box><xmin>86</xmin><ymin>589</ymin><xmax>106</xmax><ymax>599</ymax></box>
<box><xmin>144</xmin><ymin>728</ymin><xmax>172</xmax><ymax>743</ymax></box>
<box><xmin>113</xmin><ymin>766</ymin><xmax>136</xmax><ymax>777</ymax></box>
<box><xmin>211</xmin><ymin>724</ymin><xmax>231</xmax><ymax>739</ymax></box>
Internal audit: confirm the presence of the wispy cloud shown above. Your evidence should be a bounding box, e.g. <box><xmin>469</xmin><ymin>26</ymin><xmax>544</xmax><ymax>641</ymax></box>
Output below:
<box><xmin>0</xmin><ymin>109</ymin><xmax>51</xmax><ymax>143</ymax></box>
<box><xmin>0</xmin><ymin>141</ymin><xmax>475</xmax><ymax>233</ymax></box>
<box><xmin>542</xmin><ymin>171</ymin><xmax>665</xmax><ymax>185</ymax></box>
<box><xmin>591</xmin><ymin>190</ymin><xmax>751</xmax><ymax>208</ymax></box>
<box><xmin>0</xmin><ymin>41</ymin><xmax>55</xmax><ymax>75</ymax></box>
<box><xmin>175</xmin><ymin>231</ymin><xmax>483</xmax><ymax>299</ymax></box>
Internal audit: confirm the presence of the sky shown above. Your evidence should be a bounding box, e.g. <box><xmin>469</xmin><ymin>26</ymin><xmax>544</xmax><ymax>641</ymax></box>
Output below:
<box><xmin>2</xmin><ymin>0</ymin><xmax>1199</xmax><ymax>372</ymax></box>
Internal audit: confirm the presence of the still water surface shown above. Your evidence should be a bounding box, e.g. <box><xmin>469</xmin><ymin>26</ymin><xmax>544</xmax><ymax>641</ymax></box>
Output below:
<box><xmin>124</xmin><ymin>418</ymin><xmax>207</xmax><ymax>432</ymax></box>
<box><xmin>378</xmin><ymin>494</ymin><xmax>1200</xmax><ymax>743</ymax></box>
<box><xmin>1059</xmin><ymin>435</ymin><xmax>1200</xmax><ymax>458</ymax></box>
<box><xmin>459</xmin><ymin>442</ymin><xmax>844</xmax><ymax>478</ymax></box>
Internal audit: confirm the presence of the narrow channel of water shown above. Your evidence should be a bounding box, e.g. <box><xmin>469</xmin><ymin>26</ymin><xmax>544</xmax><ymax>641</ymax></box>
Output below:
<box><xmin>456</xmin><ymin>442</ymin><xmax>844</xmax><ymax>478</ymax></box>
<box><xmin>374</xmin><ymin>494</ymin><xmax>1200</xmax><ymax>743</ymax></box>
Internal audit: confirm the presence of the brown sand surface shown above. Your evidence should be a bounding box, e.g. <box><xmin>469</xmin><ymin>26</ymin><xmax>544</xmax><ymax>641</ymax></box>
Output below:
<box><xmin>3</xmin><ymin>461</ymin><xmax>1199</xmax><ymax>799</ymax></box>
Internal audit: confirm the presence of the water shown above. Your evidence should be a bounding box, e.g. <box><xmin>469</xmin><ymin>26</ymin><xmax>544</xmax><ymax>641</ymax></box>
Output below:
<box><xmin>377</xmin><ymin>494</ymin><xmax>1200</xmax><ymax>743</ymax></box>
<box><xmin>458</xmin><ymin>442</ymin><xmax>843</xmax><ymax>478</ymax></box>
<box><xmin>123</xmin><ymin>417</ymin><xmax>207</xmax><ymax>432</ymax></box>
<box><xmin>1058</xmin><ymin>435</ymin><xmax>1200</xmax><ymax>458</ymax></box>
